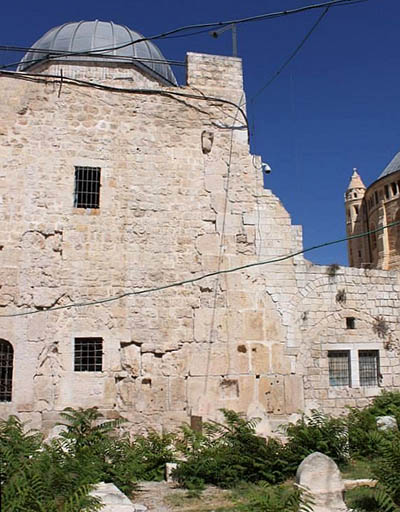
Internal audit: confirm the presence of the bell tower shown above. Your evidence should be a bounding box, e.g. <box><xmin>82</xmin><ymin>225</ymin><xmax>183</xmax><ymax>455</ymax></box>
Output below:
<box><xmin>345</xmin><ymin>168</ymin><xmax>367</xmax><ymax>267</ymax></box>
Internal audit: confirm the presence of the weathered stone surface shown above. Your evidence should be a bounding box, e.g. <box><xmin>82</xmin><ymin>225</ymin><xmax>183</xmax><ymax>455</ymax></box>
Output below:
<box><xmin>296</xmin><ymin>452</ymin><xmax>348</xmax><ymax>512</ymax></box>
<box><xmin>377</xmin><ymin>415</ymin><xmax>398</xmax><ymax>431</ymax></box>
<box><xmin>1</xmin><ymin>42</ymin><xmax>400</xmax><ymax>436</ymax></box>
<box><xmin>165</xmin><ymin>463</ymin><xmax>178</xmax><ymax>483</ymax></box>
<box><xmin>90</xmin><ymin>482</ymin><xmax>144</xmax><ymax>512</ymax></box>
<box><xmin>343</xmin><ymin>479</ymin><xmax>377</xmax><ymax>490</ymax></box>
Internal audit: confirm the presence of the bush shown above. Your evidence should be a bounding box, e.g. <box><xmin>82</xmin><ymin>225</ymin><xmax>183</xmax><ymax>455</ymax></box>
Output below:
<box><xmin>347</xmin><ymin>391</ymin><xmax>400</xmax><ymax>459</ymax></box>
<box><xmin>234</xmin><ymin>481</ymin><xmax>314</xmax><ymax>512</ymax></box>
<box><xmin>0</xmin><ymin>415</ymin><xmax>102</xmax><ymax>511</ymax></box>
<box><xmin>283</xmin><ymin>410</ymin><xmax>349</xmax><ymax>470</ymax></box>
<box><xmin>371</xmin><ymin>432</ymin><xmax>400</xmax><ymax>509</ymax></box>
<box><xmin>174</xmin><ymin>409</ymin><xmax>290</xmax><ymax>489</ymax></box>
<box><xmin>0</xmin><ymin>407</ymin><xmax>177</xmax><ymax>510</ymax></box>
<box><xmin>369</xmin><ymin>391</ymin><xmax>400</xmax><ymax>420</ymax></box>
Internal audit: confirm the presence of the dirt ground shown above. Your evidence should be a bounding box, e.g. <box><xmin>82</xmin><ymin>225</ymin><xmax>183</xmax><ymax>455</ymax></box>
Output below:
<box><xmin>134</xmin><ymin>481</ymin><xmax>233</xmax><ymax>512</ymax></box>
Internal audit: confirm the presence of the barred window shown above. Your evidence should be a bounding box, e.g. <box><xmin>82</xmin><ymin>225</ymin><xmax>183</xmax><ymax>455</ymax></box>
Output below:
<box><xmin>0</xmin><ymin>339</ymin><xmax>13</xmax><ymax>401</ymax></box>
<box><xmin>74</xmin><ymin>338</ymin><xmax>103</xmax><ymax>372</ymax></box>
<box><xmin>359</xmin><ymin>350</ymin><xmax>379</xmax><ymax>387</ymax></box>
<box><xmin>74</xmin><ymin>167</ymin><xmax>101</xmax><ymax>208</ymax></box>
<box><xmin>328</xmin><ymin>350</ymin><xmax>351</xmax><ymax>386</ymax></box>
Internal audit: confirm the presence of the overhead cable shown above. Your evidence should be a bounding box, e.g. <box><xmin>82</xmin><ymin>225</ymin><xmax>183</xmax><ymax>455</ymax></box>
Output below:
<box><xmin>55</xmin><ymin>0</ymin><xmax>367</xmax><ymax>54</ymax></box>
<box><xmin>250</xmin><ymin>6</ymin><xmax>330</xmax><ymax>103</ymax></box>
<box><xmin>0</xmin><ymin>0</ymin><xmax>368</xmax><ymax>70</ymax></box>
<box><xmin>0</xmin><ymin>69</ymin><xmax>249</xmax><ymax>135</ymax></box>
<box><xmin>0</xmin><ymin>221</ymin><xmax>397</xmax><ymax>318</ymax></box>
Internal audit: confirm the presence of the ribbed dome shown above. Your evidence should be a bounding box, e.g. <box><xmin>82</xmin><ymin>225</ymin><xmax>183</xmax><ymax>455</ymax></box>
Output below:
<box><xmin>377</xmin><ymin>151</ymin><xmax>400</xmax><ymax>180</ymax></box>
<box><xmin>18</xmin><ymin>20</ymin><xmax>177</xmax><ymax>85</ymax></box>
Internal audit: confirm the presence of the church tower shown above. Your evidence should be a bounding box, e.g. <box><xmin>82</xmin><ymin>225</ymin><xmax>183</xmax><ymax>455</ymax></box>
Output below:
<box><xmin>345</xmin><ymin>168</ymin><xmax>368</xmax><ymax>267</ymax></box>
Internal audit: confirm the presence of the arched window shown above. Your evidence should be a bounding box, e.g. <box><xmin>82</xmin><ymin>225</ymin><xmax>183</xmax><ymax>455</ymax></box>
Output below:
<box><xmin>0</xmin><ymin>339</ymin><xmax>13</xmax><ymax>402</ymax></box>
<box><xmin>370</xmin><ymin>223</ymin><xmax>377</xmax><ymax>250</ymax></box>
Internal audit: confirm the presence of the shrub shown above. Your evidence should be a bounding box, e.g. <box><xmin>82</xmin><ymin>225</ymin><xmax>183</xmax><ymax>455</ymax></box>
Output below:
<box><xmin>371</xmin><ymin>432</ymin><xmax>400</xmax><ymax>508</ymax></box>
<box><xmin>1</xmin><ymin>407</ymin><xmax>177</xmax><ymax>510</ymax></box>
<box><xmin>0</xmin><ymin>415</ymin><xmax>102</xmax><ymax>512</ymax></box>
<box><xmin>347</xmin><ymin>391</ymin><xmax>400</xmax><ymax>459</ymax></box>
<box><xmin>174</xmin><ymin>409</ymin><xmax>289</xmax><ymax>489</ymax></box>
<box><xmin>283</xmin><ymin>410</ymin><xmax>349</xmax><ymax>470</ymax></box>
<box><xmin>234</xmin><ymin>482</ymin><xmax>314</xmax><ymax>512</ymax></box>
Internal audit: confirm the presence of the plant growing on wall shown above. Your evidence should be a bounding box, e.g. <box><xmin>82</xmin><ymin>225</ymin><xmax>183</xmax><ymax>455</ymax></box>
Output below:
<box><xmin>327</xmin><ymin>263</ymin><xmax>340</xmax><ymax>277</ymax></box>
<box><xmin>374</xmin><ymin>316</ymin><xmax>389</xmax><ymax>338</ymax></box>
<box><xmin>336</xmin><ymin>289</ymin><xmax>347</xmax><ymax>304</ymax></box>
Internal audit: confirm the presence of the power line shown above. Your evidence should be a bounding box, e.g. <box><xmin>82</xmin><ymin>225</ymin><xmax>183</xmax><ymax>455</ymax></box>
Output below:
<box><xmin>0</xmin><ymin>69</ymin><xmax>249</xmax><ymax>135</ymax></box>
<box><xmin>0</xmin><ymin>221</ymin><xmax>397</xmax><ymax>319</ymax></box>
<box><xmin>0</xmin><ymin>0</ymin><xmax>368</xmax><ymax>71</ymax></box>
<box><xmin>65</xmin><ymin>0</ymin><xmax>366</xmax><ymax>54</ymax></box>
<box><xmin>250</xmin><ymin>6</ymin><xmax>330</xmax><ymax>103</ymax></box>
<box><xmin>0</xmin><ymin>46</ymin><xmax>186</xmax><ymax>71</ymax></box>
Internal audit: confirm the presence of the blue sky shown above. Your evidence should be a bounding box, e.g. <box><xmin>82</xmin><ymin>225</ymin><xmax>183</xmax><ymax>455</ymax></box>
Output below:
<box><xmin>1</xmin><ymin>0</ymin><xmax>399</xmax><ymax>266</ymax></box>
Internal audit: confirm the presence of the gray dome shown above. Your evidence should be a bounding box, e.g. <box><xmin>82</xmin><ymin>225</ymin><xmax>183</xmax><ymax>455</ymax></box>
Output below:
<box><xmin>18</xmin><ymin>20</ymin><xmax>177</xmax><ymax>85</ymax></box>
<box><xmin>377</xmin><ymin>151</ymin><xmax>400</xmax><ymax>180</ymax></box>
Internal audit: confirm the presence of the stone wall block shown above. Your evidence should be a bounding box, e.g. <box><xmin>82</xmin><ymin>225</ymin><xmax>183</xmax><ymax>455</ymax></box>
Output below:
<box><xmin>250</xmin><ymin>343</ymin><xmax>270</xmax><ymax>375</ymax></box>
<box><xmin>244</xmin><ymin>311</ymin><xmax>264</xmax><ymax>340</ymax></box>
<box><xmin>258</xmin><ymin>376</ymin><xmax>285</xmax><ymax>415</ymax></box>
<box><xmin>284</xmin><ymin>375</ymin><xmax>304</xmax><ymax>414</ymax></box>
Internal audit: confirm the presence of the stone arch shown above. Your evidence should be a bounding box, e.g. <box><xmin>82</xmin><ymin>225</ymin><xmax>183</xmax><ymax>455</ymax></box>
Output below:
<box><xmin>0</xmin><ymin>339</ymin><xmax>14</xmax><ymax>402</ymax></box>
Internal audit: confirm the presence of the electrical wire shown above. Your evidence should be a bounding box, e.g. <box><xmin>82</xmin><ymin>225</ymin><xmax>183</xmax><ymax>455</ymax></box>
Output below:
<box><xmin>50</xmin><ymin>0</ymin><xmax>367</xmax><ymax>54</ymax></box>
<box><xmin>0</xmin><ymin>46</ymin><xmax>185</xmax><ymax>71</ymax></box>
<box><xmin>0</xmin><ymin>221</ymin><xmax>397</xmax><ymax>319</ymax></box>
<box><xmin>0</xmin><ymin>0</ymin><xmax>368</xmax><ymax>71</ymax></box>
<box><xmin>0</xmin><ymin>69</ymin><xmax>249</xmax><ymax>135</ymax></box>
<box><xmin>250</xmin><ymin>6</ymin><xmax>330</xmax><ymax>103</ymax></box>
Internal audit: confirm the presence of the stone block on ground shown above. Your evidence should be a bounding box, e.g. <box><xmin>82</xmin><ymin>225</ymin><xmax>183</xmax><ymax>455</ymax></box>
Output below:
<box><xmin>165</xmin><ymin>462</ymin><xmax>178</xmax><ymax>482</ymax></box>
<box><xmin>90</xmin><ymin>482</ymin><xmax>147</xmax><ymax>512</ymax></box>
<box><xmin>376</xmin><ymin>415</ymin><xmax>398</xmax><ymax>431</ymax></box>
<box><xmin>296</xmin><ymin>452</ymin><xmax>348</xmax><ymax>512</ymax></box>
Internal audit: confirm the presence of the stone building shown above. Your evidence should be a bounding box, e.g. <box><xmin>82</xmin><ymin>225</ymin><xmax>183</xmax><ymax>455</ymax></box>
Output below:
<box><xmin>1</xmin><ymin>20</ymin><xmax>400</xmax><ymax>436</ymax></box>
<box><xmin>346</xmin><ymin>151</ymin><xmax>400</xmax><ymax>270</ymax></box>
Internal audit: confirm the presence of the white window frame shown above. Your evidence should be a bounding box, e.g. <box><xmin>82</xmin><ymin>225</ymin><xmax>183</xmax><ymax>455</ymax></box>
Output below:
<box><xmin>323</xmin><ymin>343</ymin><xmax>381</xmax><ymax>390</ymax></box>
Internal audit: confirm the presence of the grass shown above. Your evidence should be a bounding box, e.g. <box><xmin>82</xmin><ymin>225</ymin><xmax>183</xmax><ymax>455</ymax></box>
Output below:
<box><xmin>341</xmin><ymin>458</ymin><xmax>374</xmax><ymax>480</ymax></box>
<box><xmin>165</xmin><ymin>486</ymin><xmax>234</xmax><ymax>511</ymax></box>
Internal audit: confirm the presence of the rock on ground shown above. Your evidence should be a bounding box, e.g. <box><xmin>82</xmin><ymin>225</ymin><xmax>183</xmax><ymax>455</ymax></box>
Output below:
<box><xmin>296</xmin><ymin>452</ymin><xmax>349</xmax><ymax>512</ymax></box>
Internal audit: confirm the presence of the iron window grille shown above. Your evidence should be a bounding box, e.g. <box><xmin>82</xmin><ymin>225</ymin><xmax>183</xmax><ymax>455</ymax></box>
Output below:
<box><xmin>328</xmin><ymin>350</ymin><xmax>351</xmax><ymax>386</ymax></box>
<box><xmin>0</xmin><ymin>339</ymin><xmax>13</xmax><ymax>401</ymax></box>
<box><xmin>74</xmin><ymin>337</ymin><xmax>103</xmax><ymax>372</ymax></box>
<box><xmin>359</xmin><ymin>350</ymin><xmax>379</xmax><ymax>387</ymax></box>
<box><xmin>74</xmin><ymin>167</ymin><xmax>101</xmax><ymax>209</ymax></box>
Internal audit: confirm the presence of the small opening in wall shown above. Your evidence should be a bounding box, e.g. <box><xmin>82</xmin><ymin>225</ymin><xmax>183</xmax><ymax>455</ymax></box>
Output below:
<box><xmin>328</xmin><ymin>350</ymin><xmax>351</xmax><ymax>386</ymax></box>
<box><xmin>359</xmin><ymin>350</ymin><xmax>380</xmax><ymax>387</ymax></box>
<box><xmin>392</xmin><ymin>182</ymin><xmax>398</xmax><ymax>196</ymax></box>
<box><xmin>385</xmin><ymin>185</ymin><xmax>390</xmax><ymax>199</ymax></box>
<box><xmin>74</xmin><ymin>166</ymin><xmax>101</xmax><ymax>209</ymax></box>
<box><xmin>346</xmin><ymin>317</ymin><xmax>356</xmax><ymax>329</ymax></box>
<box><xmin>74</xmin><ymin>337</ymin><xmax>102</xmax><ymax>372</ymax></box>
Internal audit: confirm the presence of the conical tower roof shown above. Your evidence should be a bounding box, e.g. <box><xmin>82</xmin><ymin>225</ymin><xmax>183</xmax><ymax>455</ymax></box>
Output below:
<box><xmin>347</xmin><ymin>168</ymin><xmax>366</xmax><ymax>190</ymax></box>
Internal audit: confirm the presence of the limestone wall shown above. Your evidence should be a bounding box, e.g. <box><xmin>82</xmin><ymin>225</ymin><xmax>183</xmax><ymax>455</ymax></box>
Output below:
<box><xmin>293</xmin><ymin>264</ymin><xmax>400</xmax><ymax>416</ymax></box>
<box><xmin>0</xmin><ymin>53</ymin><xmax>399</xmax><ymax>434</ymax></box>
